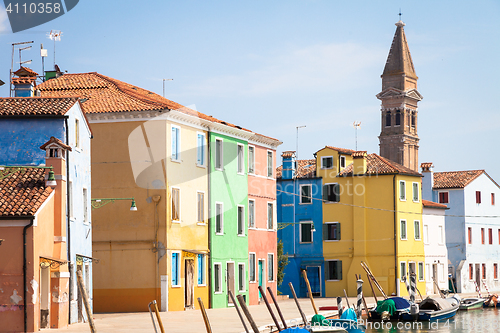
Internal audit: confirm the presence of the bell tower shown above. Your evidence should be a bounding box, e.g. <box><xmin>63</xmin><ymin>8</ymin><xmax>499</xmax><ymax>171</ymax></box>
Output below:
<box><xmin>377</xmin><ymin>20</ymin><xmax>422</xmax><ymax>172</ymax></box>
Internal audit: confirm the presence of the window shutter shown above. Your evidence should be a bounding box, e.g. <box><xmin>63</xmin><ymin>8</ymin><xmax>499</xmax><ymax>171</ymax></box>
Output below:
<box><xmin>337</xmin><ymin>223</ymin><xmax>341</xmax><ymax>240</ymax></box>
<box><xmin>334</xmin><ymin>184</ymin><xmax>340</xmax><ymax>202</ymax></box>
<box><xmin>323</xmin><ymin>224</ymin><xmax>328</xmax><ymax>240</ymax></box>
<box><xmin>337</xmin><ymin>261</ymin><xmax>342</xmax><ymax>280</ymax></box>
<box><xmin>322</xmin><ymin>185</ymin><xmax>328</xmax><ymax>201</ymax></box>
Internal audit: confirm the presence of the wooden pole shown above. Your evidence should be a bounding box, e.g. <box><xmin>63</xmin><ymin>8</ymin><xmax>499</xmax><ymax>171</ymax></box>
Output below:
<box><xmin>152</xmin><ymin>300</ymin><xmax>165</xmax><ymax>333</ymax></box>
<box><xmin>258</xmin><ymin>286</ymin><xmax>282</xmax><ymax>331</ymax></box>
<box><xmin>76</xmin><ymin>270</ymin><xmax>96</xmax><ymax>333</ymax></box>
<box><xmin>289</xmin><ymin>282</ymin><xmax>308</xmax><ymax>326</ymax></box>
<box><xmin>365</xmin><ymin>271</ymin><xmax>378</xmax><ymax>303</ymax></box>
<box><xmin>361</xmin><ymin>262</ymin><xmax>387</xmax><ymax>299</ymax></box>
<box><xmin>267</xmin><ymin>287</ymin><xmax>288</xmax><ymax>329</ymax></box>
<box><xmin>343</xmin><ymin>289</ymin><xmax>351</xmax><ymax>309</ymax></box>
<box><xmin>301</xmin><ymin>270</ymin><xmax>318</xmax><ymax>315</ymax></box>
<box><xmin>433</xmin><ymin>277</ymin><xmax>445</xmax><ymax>298</ymax></box>
<box><xmin>197</xmin><ymin>297</ymin><xmax>212</xmax><ymax>333</ymax></box>
<box><xmin>237</xmin><ymin>294</ymin><xmax>260</xmax><ymax>333</ymax></box>
<box><xmin>228</xmin><ymin>291</ymin><xmax>250</xmax><ymax>333</ymax></box>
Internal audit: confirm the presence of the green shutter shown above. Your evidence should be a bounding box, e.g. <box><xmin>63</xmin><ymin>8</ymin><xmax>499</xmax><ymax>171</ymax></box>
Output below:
<box><xmin>337</xmin><ymin>261</ymin><xmax>342</xmax><ymax>280</ymax></box>
<box><xmin>323</xmin><ymin>224</ymin><xmax>328</xmax><ymax>240</ymax></box>
<box><xmin>322</xmin><ymin>185</ymin><xmax>327</xmax><ymax>201</ymax></box>
<box><xmin>337</xmin><ymin>223</ymin><xmax>341</xmax><ymax>240</ymax></box>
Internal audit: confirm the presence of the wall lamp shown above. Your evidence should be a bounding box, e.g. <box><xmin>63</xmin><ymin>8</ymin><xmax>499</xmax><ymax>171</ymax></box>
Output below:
<box><xmin>91</xmin><ymin>198</ymin><xmax>137</xmax><ymax>211</ymax></box>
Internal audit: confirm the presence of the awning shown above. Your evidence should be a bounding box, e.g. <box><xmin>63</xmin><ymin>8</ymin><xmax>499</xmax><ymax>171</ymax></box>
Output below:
<box><xmin>40</xmin><ymin>256</ymin><xmax>68</xmax><ymax>268</ymax></box>
<box><xmin>76</xmin><ymin>254</ymin><xmax>100</xmax><ymax>264</ymax></box>
<box><xmin>182</xmin><ymin>249</ymin><xmax>210</xmax><ymax>257</ymax></box>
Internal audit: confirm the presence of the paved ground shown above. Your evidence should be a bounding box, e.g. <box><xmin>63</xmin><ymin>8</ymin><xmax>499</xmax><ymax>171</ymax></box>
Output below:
<box><xmin>53</xmin><ymin>293</ymin><xmax>479</xmax><ymax>333</ymax></box>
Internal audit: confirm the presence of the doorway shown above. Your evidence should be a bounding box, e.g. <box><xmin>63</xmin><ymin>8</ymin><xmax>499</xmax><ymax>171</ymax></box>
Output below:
<box><xmin>432</xmin><ymin>264</ymin><xmax>438</xmax><ymax>294</ymax></box>
<box><xmin>475</xmin><ymin>264</ymin><xmax>481</xmax><ymax>290</ymax></box>
<box><xmin>185</xmin><ymin>259</ymin><xmax>194</xmax><ymax>309</ymax></box>
<box><xmin>40</xmin><ymin>265</ymin><xmax>50</xmax><ymax>328</ymax></box>
<box><xmin>227</xmin><ymin>262</ymin><xmax>235</xmax><ymax>305</ymax></box>
<box><xmin>306</xmin><ymin>266</ymin><xmax>321</xmax><ymax>297</ymax></box>
<box><xmin>258</xmin><ymin>260</ymin><xmax>265</xmax><ymax>300</ymax></box>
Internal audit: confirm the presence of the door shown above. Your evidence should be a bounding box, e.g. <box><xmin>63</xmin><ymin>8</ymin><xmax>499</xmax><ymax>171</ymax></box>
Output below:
<box><xmin>258</xmin><ymin>260</ymin><xmax>264</xmax><ymax>299</ymax></box>
<box><xmin>40</xmin><ymin>265</ymin><xmax>50</xmax><ymax>328</ymax></box>
<box><xmin>475</xmin><ymin>264</ymin><xmax>481</xmax><ymax>290</ymax></box>
<box><xmin>227</xmin><ymin>263</ymin><xmax>235</xmax><ymax>305</ymax></box>
<box><xmin>432</xmin><ymin>264</ymin><xmax>438</xmax><ymax>294</ymax></box>
<box><xmin>306</xmin><ymin>266</ymin><xmax>321</xmax><ymax>297</ymax></box>
<box><xmin>185</xmin><ymin>259</ymin><xmax>194</xmax><ymax>309</ymax></box>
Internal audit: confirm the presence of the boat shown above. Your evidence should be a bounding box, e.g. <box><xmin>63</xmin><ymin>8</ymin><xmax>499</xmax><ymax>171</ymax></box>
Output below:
<box><xmin>400</xmin><ymin>295</ymin><xmax>460</xmax><ymax>321</ymax></box>
<box><xmin>369</xmin><ymin>297</ymin><xmax>411</xmax><ymax>321</ymax></box>
<box><xmin>326</xmin><ymin>308</ymin><xmax>366</xmax><ymax>333</ymax></box>
<box><xmin>459</xmin><ymin>297</ymin><xmax>484</xmax><ymax>310</ymax></box>
<box><xmin>483</xmin><ymin>294</ymin><xmax>499</xmax><ymax>307</ymax></box>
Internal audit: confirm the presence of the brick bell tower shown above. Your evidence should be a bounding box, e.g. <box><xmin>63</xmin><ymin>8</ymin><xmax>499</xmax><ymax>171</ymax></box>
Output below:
<box><xmin>377</xmin><ymin>20</ymin><xmax>422</xmax><ymax>172</ymax></box>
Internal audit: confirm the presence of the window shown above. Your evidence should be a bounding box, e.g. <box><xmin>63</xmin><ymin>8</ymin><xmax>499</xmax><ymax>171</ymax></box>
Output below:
<box><xmin>400</xmin><ymin>262</ymin><xmax>407</xmax><ymax>280</ymax></box>
<box><xmin>438</xmin><ymin>225</ymin><xmax>444</xmax><ymax>244</ymax></box>
<box><xmin>300</xmin><ymin>185</ymin><xmax>312</xmax><ymax>204</ymax></box>
<box><xmin>321</xmin><ymin>156</ymin><xmax>333</xmax><ymax>169</ymax></box>
<box><xmin>324</xmin><ymin>222</ymin><xmax>341</xmax><ymax>241</ymax></box>
<box><xmin>438</xmin><ymin>192</ymin><xmax>449</xmax><ymax>204</ymax></box>
<box><xmin>492</xmin><ymin>193</ymin><xmax>496</xmax><ymax>205</ymax></box>
<box><xmin>237</xmin><ymin>144</ymin><xmax>244</xmax><ymax>174</ymax></box>
<box><xmin>411</xmin><ymin>112</ymin><xmax>416</xmax><ymax>128</ymax></box>
<box><xmin>412</xmin><ymin>182</ymin><xmax>419</xmax><ymax>202</ymax></box>
<box><xmin>495</xmin><ymin>264</ymin><xmax>498</xmax><ymax>280</ymax></box>
<box><xmin>248</xmin><ymin>146</ymin><xmax>255</xmax><ymax>174</ymax></box>
<box><xmin>323</xmin><ymin>183</ymin><xmax>340</xmax><ymax>202</ymax></box>
<box><xmin>69</xmin><ymin>181</ymin><xmax>74</xmax><ymax>219</ymax></box>
<box><xmin>395</xmin><ymin>110</ymin><xmax>401</xmax><ymax>126</ymax></box>
<box><xmin>385</xmin><ymin>111</ymin><xmax>391</xmax><ymax>127</ymax></box>
<box><xmin>267</xmin><ymin>203</ymin><xmax>274</xmax><ymax>229</ymax></box>
<box><xmin>197</xmin><ymin>133</ymin><xmax>205</xmax><ymax>166</ymax></box>
<box><xmin>469</xmin><ymin>264</ymin><xmax>473</xmax><ymax>280</ymax></box>
<box><xmin>267</xmin><ymin>151</ymin><xmax>273</xmax><ymax>177</ymax></box>
<box><xmin>426</xmin><ymin>264</ymin><xmax>430</xmax><ymax>281</ymax></box>
<box><xmin>423</xmin><ymin>225</ymin><xmax>429</xmax><ymax>244</ymax></box>
<box><xmin>476</xmin><ymin>191</ymin><xmax>482</xmax><ymax>204</ymax></box>
<box><xmin>489</xmin><ymin>228</ymin><xmax>493</xmax><ymax>244</ymax></box>
<box><xmin>215</xmin><ymin>139</ymin><xmax>223</xmax><ymax>170</ymax></box>
<box><xmin>418</xmin><ymin>262</ymin><xmax>424</xmax><ymax>281</ymax></box>
<box><xmin>399</xmin><ymin>181</ymin><xmax>406</xmax><ymax>201</ymax></box>
<box><xmin>238</xmin><ymin>264</ymin><xmax>245</xmax><ymax>292</ymax></box>
<box><xmin>172</xmin><ymin>188</ymin><xmax>180</xmax><ymax>222</ymax></box>
<box><xmin>249</xmin><ymin>253</ymin><xmax>256</xmax><ymax>282</ymax></box>
<box><xmin>171</xmin><ymin>126</ymin><xmax>180</xmax><ymax>161</ymax></box>
<box><xmin>75</xmin><ymin>118</ymin><xmax>79</xmax><ymax>148</ymax></box>
<box><xmin>481</xmin><ymin>228</ymin><xmax>485</xmax><ymax>244</ymax></box>
<box><xmin>340</xmin><ymin>156</ymin><xmax>346</xmax><ymax>169</ymax></box>
<box><xmin>468</xmin><ymin>227</ymin><xmax>472</xmax><ymax>244</ymax></box>
<box><xmin>237</xmin><ymin>205</ymin><xmax>245</xmax><ymax>236</ymax></box>
<box><xmin>300</xmin><ymin>222</ymin><xmax>313</xmax><ymax>243</ymax></box>
<box><xmin>214</xmin><ymin>263</ymin><xmax>222</xmax><ymax>293</ymax></box>
<box><xmin>197</xmin><ymin>192</ymin><xmax>204</xmax><ymax>223</ymax></box>
<box><xmin>268</xmin><ymin>254</ymin><xmax>274</xmax><ymax>281</ymax></box>
<box><xmin>172</xmin><ymin>253</ymin><xmax>180</xmax><ymax>286</ymax></box>
<box><xmin>83</xmin><ymin>188</ymin><xmax>88</xmax><ymax>224</ymax></box>
<box><xmin>248</xmin><ymin>200</ymin><xmax>255</xmax><ymax>228</ymax></box>
<box><xmin>400</xmin><ymin>220</ymin><xmax>407</xmax><ymax>240</ymax></box>
<box><xmin>499</xmin><ymin>229</ymin><xmax>500</xmax><ymax>245</ymax></box>
<box><xmin>414</xmin><ymin>221</ymin><xmax>420</xmax><ymax>240</ymax></box>
<box><xmin>49</xmin><ymin>148</ymin><xmax>58</xmax><ymax>157</ymax></box>
<box><xmin>197</xmin><ymin>254</ymin><xmax>205</xmax><ymax>285</ymax></box>
<box><xmin>215</xmin><ymin>203</ymin><xmax>223</xmax><ymax>234</ymax></box>
<box><xmin>482</xmin><ymin>264</ymin><xmax>486</xmax><ymax>279</ymax></box>
<box><xmin>326</xmin><ymin>260</ymin><xmax>342</xmax><ymax>280</ymax></box>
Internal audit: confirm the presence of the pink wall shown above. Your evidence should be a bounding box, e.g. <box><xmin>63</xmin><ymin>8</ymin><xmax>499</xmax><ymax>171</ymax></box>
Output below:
<box><xmin>248</xmin><ymin>144</ymin><xmax>277</xmax><ymax>305</ymax></box>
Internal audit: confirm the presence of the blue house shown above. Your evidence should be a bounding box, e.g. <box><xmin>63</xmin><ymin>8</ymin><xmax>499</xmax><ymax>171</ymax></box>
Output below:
<box><xmin>277</xmin><ymin>151</ymin><xmax>325</xmax><ymax>297</ymax></box>
<box><xmin>421</xmin><ymin>163</ymin><xmax>500</xmax><ymax>293</ymax></box>
<box><xmin>0</xmin><ymin>96</ymin><xmax>92</xmax><ymax>324</ymax></box>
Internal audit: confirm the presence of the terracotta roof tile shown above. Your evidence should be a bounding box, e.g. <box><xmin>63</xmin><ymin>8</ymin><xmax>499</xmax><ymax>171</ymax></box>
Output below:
<box><xmin>433</xmin><ymin>170</ymin><xmax>484</xmax><ymax>189</ymax></box>
<box><xmin>37</xmin><ymin>72</ymin><xmax>251</xmax><ymax>132</ymax></box>
<box><xmin>339</xmin><ymin>153</ymin><xmax>421</xmax><ymax>177</ymax></box>
<box><xmin>277</xmin><ymin>159</ymin><xmax>316</xmax><ymax>179</ymax></box>
<box><xmin>0</xmin><ymin>167</ymin><xmax>53</xmax><ymax>216</ymax></box>
<box><xmin>352</xmin><ymin>151</ymin><xmax>367</xmax><ymax>158</ymax></box>
<box><xmin>317</xmin><ymin>146</ymin><xmax>355</xmax><ymax>155</ymax></box>
<box><xmin>0</xmin><ymin>97</ymin><xmax>79</xmax><ymax>116</ymax></box>
<box><xmin>422</xmin><ymin>199</ymin><xmax>448</xmax><ymax>209</ymax></box>
<box><xmin>13</xmin><ymin>66</ymin><xmax>38</xmax><ymax>77</ymax></box>
<box><xmin>281</xmin><ymin>151</ymin><xmax>295</xmax><ymax>158</ymax></box>
<box><xmin>11</xmin><ymin>77</ymin><xmax>37</xmax><ymax>85</ymax></box>
<box><xmin>40</xmin><ymin>136</ymin><xmax>72</xmax><ymax>151</ymax></box>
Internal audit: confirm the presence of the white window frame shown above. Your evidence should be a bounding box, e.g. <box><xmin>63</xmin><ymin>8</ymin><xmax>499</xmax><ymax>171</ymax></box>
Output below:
<box><xmin>418</xmin><ymin>262</ymin><xmax>424</xmax><ymax>281</ymax></box>
<box><xmin>237</xmin><ymin>143</ymin><xmax>245</xmax><ymax>175</ymax></box>
<box><xmin>171</xmin><ymin>251</ymin><xmax>181</xmax><ymax>287</ymax></box>
<box><xmin>215</xmin><ymin>138</ymin><xmax>223</xmax><ymax>171</ymax></box>
<box><xmin>267</xmin><ymin>202</ymin><xmax>274</xmax><ymax>230</ymax></box>
<box><xmin>321</xmin><ymin>156</ymin><xmax>333</xmax><ymax>169</ymax></box>
<box><xmin>438</xmin><ymin>225</ymin><xmax>444</xmax><ymax>245</ymax></box>
<box><xmin>197</xmin><ymin>191</ymin><xmax>205</xmax><ymax>225</ymax></box>
<box><xmin>414</xmin><ymin>220</ymin><xmax>421</xmax><ymax>240</ymax></box>
<box><xmin>267</xmin><ymin>253</ymin><xmax>274</xmax><ymax>282</ymax></box>
<box><xmin>248</xmin><ymin>145</ymin><xmax>255</xmax><ymax>175</ymax></box>
<box><xmin>267</xmin><ymin>150</ymin><xmax>273</xmax><ymax>178</ymax></box>
<box><xmin>399</xmin><ymin>180</ymin><xmax>406</xmax><ymax>201</ymax></box>
<box><xmin>299</xmin><ymin>221</ymin><xmax>314</xmax><ymax>244</ymax></box>
<box><xmin>237</xmin><ymin>205</ymin><xmax>245</xmax><ymax>236</ymax></box>
<box><xmin>400</xmin><ymin>261</ymin><xmax>407</xmax><ymax>280</ymax></box>
<box><xmin>75</xmin><ymin>118</ymin><xmax>80</xmax><ymax>148</ymax></box>
<box><xmin>325</xmin><ymin>260</ymin><xmax>342</xmax><ymax>281</ymax></box>
<box><xmin>196</xmin><ymin>132</ymin><xmax>206</xmax><ymax>167</ymax></box>
<box><xmin>214</xmin><ymin>263</ymin><xmax>222</xmax><ymax>293</ymax></box>
<box><xmin>423</xmin><ymin>224</ymin><xmax>429</xmax><ymax>244</ymax></box>
<box><xmin>340</xmin><ymin>155</ymin><xmax>346</xmax><ymax>169</ymax></box>
<box><xmin>197</xmin><ymin>254</ymin><xmax>206</xmax><ymax>286</ymax></box>
<box><xmin>249</xmin><ymin>253</ymin><xmax>256</xmax><ymax>283</ymax></box>
<box><xmin>215</xmin><ymin>202</ymin><xmax>224</xmax><ymax>235</ymax></box>
<box><xmin>412</xmin><ymin>182</ymin><xmax>420</xmax><ymax>202</ymax></box>
<box><xmin>299</xmin><ymin>184</ymin><xmax>312</xmax><ymax>204</ymax></box>
<box><xmin>248</xmin><ymin>199</ymin><xmax>255</xmax><ymax>229</ymax></box>
<box><xmin>400</xmin><ymin>219</ymin><xmax>407</xmax><ymax>240</ymax></box>
<box><xmin>238</xmin><ymin>263</ymin><xmax>246</xmax><ymax>292</ymax></box>
<box><xmin>171</xmin><ymin>125</ymin><xmax>181</xmax><ymax>162</ymax></box>
<box><xmin>171</xmin><ymin>187</ymin><xmax>181</xmax><ymax>223</ymax></box>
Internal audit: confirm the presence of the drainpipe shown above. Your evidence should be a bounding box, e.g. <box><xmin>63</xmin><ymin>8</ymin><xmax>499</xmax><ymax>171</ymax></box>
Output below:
<box><xmin>207</xmin><ymin>128</ymin><xmax>212</xmax><ymax>308</ymax></box>
<box><xmin>393</xmin><ymin>174</ymin><xmax>398</xmax><ymax>296</ymax></box>
<box><xmin>23</xmin><ymin>216</ymin><xmax>35</xmax><ymax>333</ymax></box>
<box><xmin>65</xmin><ymin>116</ymin><xmax>73</xmax><ymax>324</ymax></box>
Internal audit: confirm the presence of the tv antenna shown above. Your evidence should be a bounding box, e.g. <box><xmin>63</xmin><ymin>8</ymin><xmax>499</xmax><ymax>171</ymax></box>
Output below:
<box><xmin>353</xmin><ymin>121</ymin><xmax>361</xmax><ymax>151</ymax></box>
<box><xmin>10</xmin><ymin>41</ymin><xmax>34</xmax><ymax>97</ymax></box>
<box><xmin>48</xmin><ymin>30</ymin><xmax>62</xmax><ymax>67</ymax></box>
<box><xmin>163</xmin><ymin>79</ymin><xmax>173</xmax><ymax>98</ymax></box>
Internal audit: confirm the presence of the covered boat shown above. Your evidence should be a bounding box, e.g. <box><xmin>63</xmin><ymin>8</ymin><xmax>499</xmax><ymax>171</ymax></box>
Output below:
<box><xmin>400</xmin><ymin>296</ymin><xmax>459</xmax><ymax>321</ymax></box>
<box><xmin>369</xmin><ymin>297</ymin><xmax>411</xmax><ymax>321</ymax></box>
<box><xmin>327</xmin><ymin>308</ymin><xmax>366</xmax><ymax>333</ymax></box>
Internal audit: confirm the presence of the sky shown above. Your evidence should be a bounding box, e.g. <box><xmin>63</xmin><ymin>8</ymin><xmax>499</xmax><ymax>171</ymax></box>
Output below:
<box><xmin>1</xmin><ymin>1</ymin><xmax>499</xmax><ymax>182</ymax></box>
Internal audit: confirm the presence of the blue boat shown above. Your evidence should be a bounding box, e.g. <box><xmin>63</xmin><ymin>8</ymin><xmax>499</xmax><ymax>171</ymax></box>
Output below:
<box><xmin>327</xmin><ymin>309</ymin><xmax>366</xmax><ymax>333</ymax></box>
<box><xmin>400</xmin><ymin>295</ymin><xmax>460</xmax><ymax>321</ymax></box>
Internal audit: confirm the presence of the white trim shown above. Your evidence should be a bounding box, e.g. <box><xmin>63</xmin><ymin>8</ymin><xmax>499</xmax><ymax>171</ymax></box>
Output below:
<box><xmin>226</xmin><ymin>261</ymin><xmax>236</xmax><ymax>301</ymax></box>
<box><xmin>399</xmin><ymin>180</ymin><xmax>406</xmax><ymax>201</ymax></box>
<box><xmin>215</xmin><ymin>202</ymin><xmax>224</xmax><ymax>235</ymax></box>
<box><xmin>400</xmin><ymin>219</ymin><xmax>407</xmax><ymax>240</ymax></box>
<box><xmin>412</xmin><ymin>182</ymin><xmax>420</xmax><ymax>202</ymax></box>
<box><xmin>267</xmin><ymin>253</ymin><xmax>275</xmax><ymax>282</ymax></box>
<box><xmin>266</xmin><ymin>150</ymin><xmax>274</xmax><ymax>179</ymax></box>
<box><xmin>299</xmin><ymin>184</ymin><xmax>312</xmax><ymax>204</ymax></box>
<box><xmin>171</xmin><ymin>186</ymin><xmax>181</xmax><ymax>223</ymax></box>
<box><xmin>299</xmin><ymin>220</ymin><xmax>313</xmax><ymax>244</ymax></box>
<box><xmin>237</xmin><ymin>143</ymin><xmax>245</xmax><ymax>175</ymax></box>
<box><xmin>418</xmin><ymin>262</ymin><xmax>425</xmax><ymax>282</ymax></box>
<box><xmin>267</xmin><ymin>201</ymin><xmax>275</xmax><ymax>230</ymax></box>
<box><xmin>214</xmin><ymin>262</ymin><xmax>223</xmax><ymax>294</ymax></box>
<box><xmin>238</xmin><ymin>263</ymin><xmax>246</xmax><ymax>292</ymax></box>
<box><xmin>197</xmin><ymin>254</ymin><xmax>207</xmax><ymax>287</ymax></box>
<box><xmin>249</xmin><ymin>252</ymin><xmax>257</xmax><ymax>283</ymax></box>
<box><xmin>196</xmin><ymin>132</ymin><xmax>206</xmax><ymax>167</ymax></box>
<box><xmin>258</xmin><ymin>259</ymin><xmax>266</xmax><ymax>295</ymax></box>
<box><xmin>215</xmin><ymin>138</ymin><xmax>224</xmax><ymax>171</ymax></box>
<box><xmin>171</xmin><ymin>251</ymin><xmax>182</xmax><ymax>288</ymax></box>
<box><xmin>248</xmin><ymin>199</ymin><xmax>255</xmax><ymax>228</ymax></box>
<box><xmin>340</xmin><ymin>155</ymin><xmax>346</xmax><ymax>169</ymax></box>
<box><xmin>400</xmin><ymin>261</ymin><xmax>407</xmax><ymax>281</ymax></box>
<box><xmin>248</xmin><ymin>134</ymin><xmax>282</xmax><ymax>149</ymax></box>
<box><xmin>197</xmin><ymin>191</ymin><xmax>205</xmax><ymax>224</ymax></box>
<box><xmin>237</xmin><ymin>205</ymin><xmax>245</xmax><ymax>236</ymax></box>
<box><xmin>413</xmin><ymin>220</ymin><xmax>421</xmax><ymax>240</ymax></box>
<box><xmin>248</xmin><ymin>145</ymin><xmax>255</xmax><ymax>175</ymax></box>
<box><xmin>171</xmin><ymin>124</ymin><xmax>181</xmax><ymax>162</ymax></box>
<box><xmin>321</xmin><ymin>156</ymin><xmax>334</xmax><ymax>169</ymax></box>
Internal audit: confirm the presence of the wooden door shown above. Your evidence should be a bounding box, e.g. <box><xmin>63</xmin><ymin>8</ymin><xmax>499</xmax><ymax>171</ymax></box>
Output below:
<box><xmin>227</xmin><ymin>263</ymin><xmax>235</xmax><ymax>305</ymax></box>
<box><xmin>185</xmin><ymin>259</ymin><xmax>194</xmax><ymax>309</ymax></box>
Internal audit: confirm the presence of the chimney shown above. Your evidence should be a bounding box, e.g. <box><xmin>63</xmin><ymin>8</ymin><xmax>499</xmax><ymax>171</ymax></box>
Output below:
<box><xmin>12</xmin><ymin>66</ymin><xmax>38</xmax><ymax>97</ymax></box>
<box><xmin>421</xmin><ymin>162</ymin><xmax>434</xmax><ymax>201</ymax></box>
<box><xmin>352</xmin><ymin>151</ymin><xmax>367</xmax><ymax>175</ymax></box>
<box><xmin>281</xmin><ymin>151</ymin><xmax>296</xmax><ymax>180</ymax></box>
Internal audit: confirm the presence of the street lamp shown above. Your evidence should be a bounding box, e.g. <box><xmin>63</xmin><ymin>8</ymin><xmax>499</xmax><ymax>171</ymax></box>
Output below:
<box><xmin>91</xmin><ymin>198</ymin><xmax>137</xmax><ymax>211</ymax></box>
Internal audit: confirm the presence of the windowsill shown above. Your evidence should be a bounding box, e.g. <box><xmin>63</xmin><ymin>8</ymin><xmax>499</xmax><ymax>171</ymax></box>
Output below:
<box><xmin>299</xmin><ymin>242</ymin><xmax>313</xmax><ymax>244</ymax></box>
<box><xmin>299</xmin><ymin>202</ymin><xmax>312</xmax><ymax>205</ymax></box>
<box><xmin>237</xmin><ymin>172</ymin><xmax>245</xmax><ymax>176</ymax></box>
<box><xmin>197</xmin><ymin>222</ymin><xmax>206</xmax><ymax>226</ymax></box>
<box><xmin>414</xmin><ymin>239</ymin><xmax>421</xmax><ymax>241</ymax></box>
<box><xmin>214</xmin><ymin>291</ymin><xmax>223</xmax><ymax>294</ymax></box>
<box><xmin>248</xmin><ymin>171</ymin><xmax>255</xmax><ymax>175</ymax></box>
<box><xmin>70</xmin><ymin>217</ymin><xmax>76</xmax><ymax>222</ymax></box>
<box><xmin>248</xmin><ymin>226</ymin><xmax>256</xmax><ymax>230</ymax></box>
<box><xmin>196</xmin><ymin>164</ymin><xmax>207</xmax><ymax>169</ymax></box>
<box><xmin>321</xmin><ymin>167</ymin><xmax>333</xmax><ymax>170</ymax></box>
<box><xmin>325</xmin><ymin>201</ymin><xmax>340</xmax><ymax>204</ymax></box>
<box><xmin>267</xmin><ymin>229</ymin><xmax>276</xmax><ymax>232</ymax></box>
<box><xmin>171</xmin><ymin>285</ymin><xmax>181</xmax><ymax>288</ymax></box>
<box><xmin>238</xmin><ymin>234</ymin><xmax>246</xmax><ymax>237</ymax></box>
<box><xmin>238</xmin><ymin>290</ymin><xmax>246</xmax><ymax>293</ymax></box>
<box><xmin>215</xmin><ymin>168</ymin><xmax>223</xmax><ymax>172</ymax></box>
<box><xmin>215</xmin><ymin>232</ymin><xmax>224</xmax><ymax>236</ymax></box>
<box><xmin>249</xmin><ymin>281</ymin><xmax>257</xmax><ymax>284</ymax></box>
<box><xmin>413</xmin><ymin>200</ymin><xmax>420</xmax><ymax>203</ymax></box>
<box><xmin>171</xmin><ymin>158</ymin><xmax>182</xmax><ymax>163</ymax></box>
<box><xmin>198</xmin><ymin>284</ymin><xmax>207</xmax><ymax>287</ymax></box>
<box><xmin>400</xmin><ymin>199</ymin><xmax>406</xmax><ymax>202</ymax></box>
<box><xmin>326</xmin><ymin>279</ymin><xmax>341</xmax><ymax>282</ymax></box>
<box><xmin>172</xmin><ymin>220</ymin><xmax>181</xmax><ymax>224</ymax></box>
<box><xmin>401</xmin><ymin>238</ymin><xmax>407</xmax><ymax>241</ymax></box>
<box><xmin>267</xmin><ymin>177</ymin><xmax>275</xmax><ymax>180</ymax></box>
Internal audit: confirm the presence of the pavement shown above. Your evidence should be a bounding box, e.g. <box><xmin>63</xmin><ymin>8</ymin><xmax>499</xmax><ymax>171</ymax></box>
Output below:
<box><xmin>52</xmin><ymin>293</ymin><xmax>481</xmax><ymax>333</ymax></box>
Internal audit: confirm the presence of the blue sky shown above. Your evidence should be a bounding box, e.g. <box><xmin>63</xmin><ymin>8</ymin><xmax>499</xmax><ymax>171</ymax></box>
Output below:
<box><xmin>1</xmin><ymin>1</ymin><xmax>499</xmax><ymax>182</ymax></box>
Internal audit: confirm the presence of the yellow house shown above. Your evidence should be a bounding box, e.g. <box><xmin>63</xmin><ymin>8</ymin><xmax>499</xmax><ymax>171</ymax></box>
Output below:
<box><xmin>315</xmin><ymin>147</ymin><xmax>424</xmax><ymax>298</ymax></box>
